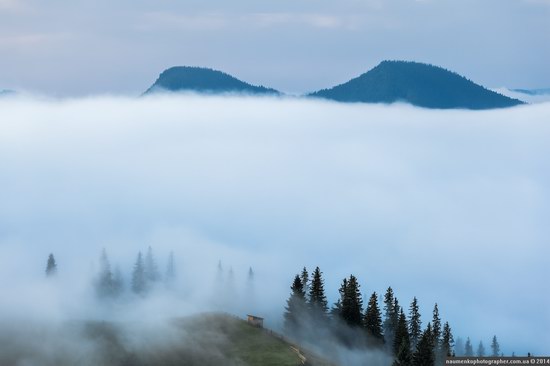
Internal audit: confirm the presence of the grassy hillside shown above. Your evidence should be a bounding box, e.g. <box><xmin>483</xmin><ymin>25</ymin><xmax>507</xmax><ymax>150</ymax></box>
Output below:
<box><xmin>0</xmin><ymin>313</ymin><xmax>335</xmax><ymax>366</ymax></box>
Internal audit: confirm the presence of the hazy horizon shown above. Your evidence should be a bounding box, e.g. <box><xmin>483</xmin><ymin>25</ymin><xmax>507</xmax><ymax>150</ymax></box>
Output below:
<box><xmin>1</xmin><ymin>0</ymin><xmax>549</xmax><ymax>96</ymax></box>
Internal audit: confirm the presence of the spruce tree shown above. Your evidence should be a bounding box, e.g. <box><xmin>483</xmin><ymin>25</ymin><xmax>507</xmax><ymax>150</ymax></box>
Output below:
<box><xmin>490</xmin><ymin>336</ymin><xmax>500</xmax><ymax>356</ymax></box>
<box><xmin>384</xmin><ymin>287</ymin><xmax>397</xmax><ymax>347</ymax></box>
<box><xmin>284</xmin><ymin>275</ymin><xmax>307</xmax><ymax>336</ymax></box>
<box><xmin>394</xmin><ymin>308</ymin><xmax>410</xmax><ymax>356</ymax></box>
<box><xmin>477</xmin><ymin>341</ymin><xmax>486</xmax><ymax>357</ymax></box>
<box><xmin>332</xmin><ymin>277</ymin><xmax>348</xmax><ymax>320</ymax></box>
<box><xmin>431</xmin><ymin>303</ymin><xmax>442</xmax><ymax>351</ymax></box>
<box><xmin>131</xmin><ymin>252</ymin><xmax>146</xmax><ymax>295</ymax></box>
<box><xmin>45</xmin><ymin>253</ymin><xmax>57</xmax><ymax>277</ymax></box>
<box><xmin>308</xmin><ymin>267</ymin><xmax>328</xmax><ymax>322</ymax></box>
<box><xmin>464</xmin><ymin>337</ymin><xmax>474</xmax><ymax>356</ymax></box>
<box><xmin>301</xmin><ymin>267</ymin><xmax>309</xmax><ymax>300</ymax></box>
<box><xmin>440</xmin><ymin>321</ymin><xmax>454</xmax><ymax>358</ymax></box>
<box><xmin>342</xmin><ymin>275</ymin><xmax>363</xmax><ymax>327</ymax></box>
<box><xmin>248</xmin><ymin>267</ymin><xmax>254</xmax><ymax>281</ymax></box>
<box><xmin>165</xmin><ymin>251</ymin><xmax>176</xmax><ymax>284</ymax></box>
<box><xmin>409</xmin><ymin>297</ymin><xmax>422</xmax><ymax>350</ymax></box>
<box><xmin>393</xmin><ymin>335</ymin><xmax>412</xmax><ymax>366</ymax></box>
<box><xmin>144</xmin><ymin>246</ymin><xmax>160</xmax><ymax>283</ymax></box>
<box><xmin>413</xmin><ymin>324</ymin><xmax>434</xmax><ymax>366</ymax></box>
<box><xmin>364</xmin><ymin>292</ymin><xmax>383</xmax><ymax>341</ymax></box>
<box><xmin>96</xmin><ymin>248</ymin><xmax>114</xmax><ymax>298</ymax></box>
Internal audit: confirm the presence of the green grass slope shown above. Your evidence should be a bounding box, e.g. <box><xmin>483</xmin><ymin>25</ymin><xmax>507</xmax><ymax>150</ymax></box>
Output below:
<box><xmin>0</xmin><ymin>313</ymin><xmax>335</xmax><ymax>366</ymax></box>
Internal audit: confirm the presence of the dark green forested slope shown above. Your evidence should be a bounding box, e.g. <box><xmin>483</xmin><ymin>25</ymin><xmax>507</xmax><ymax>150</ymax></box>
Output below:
<box><xmin>310</xmin><ymin>61</ymin><xmax>523</xmax><ymax>109</ymax></box>
<box><xmin>144</xmin><ymin>67</ymin><xmax>279</xmax><ymax>95</ymax></box>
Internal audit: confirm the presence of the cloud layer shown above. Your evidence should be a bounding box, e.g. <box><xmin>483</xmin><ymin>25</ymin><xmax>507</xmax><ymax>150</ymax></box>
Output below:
<box><xmin>0</xmin><ymin>95</ymin><xmax>549</xmax><ymax>356</ymax></box>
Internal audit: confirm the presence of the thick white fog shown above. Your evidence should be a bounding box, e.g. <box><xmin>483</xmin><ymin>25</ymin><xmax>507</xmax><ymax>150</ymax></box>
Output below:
<box><xmin>0</xmin><ymin>95</ymin><xmax>549</xmax><ymax>358</ymax></box>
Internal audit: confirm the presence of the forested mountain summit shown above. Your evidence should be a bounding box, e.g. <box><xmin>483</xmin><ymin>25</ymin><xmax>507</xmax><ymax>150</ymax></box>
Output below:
<box><xmin>144</xmin><ymin>66</ymin><xmax>279</xmax><ymax>95</ymax></box>
<box><xmin>309</xmin><ymin>61</ymin><xmax>524</xmax><ymax>109</ymax></box>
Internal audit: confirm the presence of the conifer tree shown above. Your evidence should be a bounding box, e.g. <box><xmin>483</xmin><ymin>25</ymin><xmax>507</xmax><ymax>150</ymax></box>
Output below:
<box><xmin>440</xmin><ymin>321</ymin><xmax>454</xmax><ymax>358</ymax></box>
<box><xmin>490</xmin><ymin>336</ymin><xmax>500</xmax><ymax>356</ymax></box>
<box><xmin>332</xmin><ymin>278</ymin><xmax>347</xmax><ymax>319</ymax></box>
<box><xmin>464</xmin><ymin>337</ymin><xmax>474</xmax><ymax>356</ymax></box>
<box><xmin>342</xmin><ymin>275</ymin><xmax>363</xmax><ymax>327</ymax></box>
<box><xmin>364</xmin><ymin>291</ymin><xmax>384</xmax><ymax>341</ymax></box>
<box><xmin>45</xmin><ymin>253</ymin><xmax>57</xmax><ymax>277</ymax></box>
<box><xmin>308</xmin><ymin>267</ymin><xmax>328</xmax><ymax>321</ymax></box>
<box><xmin>431</xmin><ymin>303</ymin><xmax>442</xmax><ymax>351</ymax></box>
<box><xmin>384</xmin><ymin>287</ymin><xmax>398</xmax><ymax>347</ymax></box>
<box><xmin>394</xmin><ymin>308</ymin><xmax>410</xmax><ymax>356</ymax></box>
<box><xmin>165</xmin><ymin>251</ymin><xmax>176</xmax><ymax>284</ymax></box>
<box><xmin>144</xmin><ymin>246</ymin><xmax>160</xmax><ymax>283</ymax></box>
<box><xmin>409</xmin><ymin>297</ymin><xmax>422</xmax><ymax>350</ymax></box>
<box><xmin>413</xmin><ymin>324</ymin><xmax>434</xmax><ymax>366</ymax></box>
<box><xmin>477</xmin><ymin>341</ymin><xmax>486</xmax><ymax>357</ymax></box>
<box><xmin>454</xmin><ymin>337</ymin><xmax>465</xmax><ymax>357</ymax></box>
<box><xmin>393</xmin><ymin>336</ymin><xmax>412</xmax><ymax>366</ymax></box>
<box><xmin>96</xmin><ymin>248</ymin><xmax>114</xmax><ymax>298</ymax></box>
<box><xmin>284</xmin><ymin>275</ymin><xmax>307</xmax><ymax>336</ymax></box>
<box><xmin>248</xmin><ymin>267</ymin><xmax>254</xmax><ymax>281</ymax></box>
<box><xmin>301</xmin><ymin>267</ymin><xmax>309</xmax><ymax>300</ymax></box>
<box><xmin>131</xmin><ymin>252</ymin><xmax>146</xmax><ymax>295</ymax></box>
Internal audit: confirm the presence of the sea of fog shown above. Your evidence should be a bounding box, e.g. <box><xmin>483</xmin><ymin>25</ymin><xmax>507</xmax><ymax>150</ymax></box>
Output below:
<box><xmin>0</xmin><ymin>95</ymin><xmax>548</xmax><ymax>358</ymax></box>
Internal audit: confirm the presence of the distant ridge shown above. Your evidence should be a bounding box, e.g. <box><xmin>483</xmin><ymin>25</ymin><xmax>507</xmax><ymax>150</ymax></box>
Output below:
<box><xmin>0</xmin><ymin>89</ymin><xmax>16</xmax><ymax>97</ymax></box>
<box><xmin>512</xmin><ymin>88</ymin><xmax>550</xmax><ymax>96</ymax></box>
<box><xmin>309</xmin><ymin>61</ymin><xmax>524</xmax><ymax>109</ymax></box>
<box><xmin>144</xmin><ymin>66</ymin><xmax>279</xmax><ymax>95</ymax></box>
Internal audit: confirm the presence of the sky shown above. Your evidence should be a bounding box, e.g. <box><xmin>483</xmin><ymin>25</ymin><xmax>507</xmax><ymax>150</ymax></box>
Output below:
<box><xmin>0</xmin><ymin>0</ymin><xmax>549</xmax><ymax>96</ymax></box>
<box><xmin>0</xmin><ymin>95</ymin><xmax>548</xmax><ymax>356</ymax></box>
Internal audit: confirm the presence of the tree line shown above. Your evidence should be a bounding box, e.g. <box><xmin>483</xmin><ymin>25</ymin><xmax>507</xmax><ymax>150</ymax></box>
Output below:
<box><xmin>284</xmin><ymin>266</ymin><xmax>504</xmax><ymax>366</ymax></box>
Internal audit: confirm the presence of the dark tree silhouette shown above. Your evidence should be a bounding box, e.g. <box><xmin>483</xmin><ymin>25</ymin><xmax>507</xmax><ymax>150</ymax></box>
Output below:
<box><xmin>440</xmin><ymin>321</ymin><xmax>454</xmax><ymax>357</ymax></box>
<box><xmin>45</xmin><ymin>253</ymin><xmax>57</xmax><ymax>277</ymax></box>
<box><xmin>284</xmin><ymin>275</ymin><xmax>307</xmax><ymax>336</ymax></box>
<box><xmin>384</xmin><ymin>287</ymin><xmax>398</xmax><ymax>347</ymax></box>
<box><xmin>413</xmin><ymin>323</ymin><xmax>434</xmax><ymax>366</ymax></box>
<box><xmin>409</xmin><ymin>297</ymin><xmax>422</xmax><ymax>350</ymax></box>
<box><xmin>491</xmin><ymin>336</ymin><xmax>500</xmax><ymax>356</ymax></box>
<box><xmin>341</xmin><ymin>275</ymin><xmax>363</xmax><ymax>327</ymax></box>
<box><xmin>96</xmin><ymin>248</ymin><xmax>115</xmax><ymax>298</ymax></box>
<box><xmin>165</xmin><ymin>251</ymin><xmax>176</xmax><ymax>285</ymax></box>
<box><xmin>393</xmin><ymin>308</ymin><xmax>410</xmax><ymax>356</ymax></box>
<box><xmin>477</xmin><ymin>341</ymin><xmax>486</xmax><ymax>357</ymax></box>
<box><xmin>308</xmin><ymin>267</ymin><xmax>328</xmax><ymax>322</ymax></box>
<box><xmin>144</xmin><ymin>246</ymin><xmax>160</xmax><ymax>283</ymax></box>
<box><xmin>364</xmin><ymin>292</ymin><xmax>384</xmax><ymax>341</ymax></box>
<box><xmin>431</xmin><ymin>304</ymin><xmax>442</xmax><ymax>351</ymax></box>
<box><xmin>464</xmin><ymin>337</ymin><xmax>474</xmax><ymax>356</ymax></box>
<box><xmin>300</xmin><ymin>267</ymin><xmax>309</xmax><ymax>300</ymax></box>
<box><xmin>131</xmin><ymin>252</ymin><xmax>146</xmax><ymax>295</ymax></box>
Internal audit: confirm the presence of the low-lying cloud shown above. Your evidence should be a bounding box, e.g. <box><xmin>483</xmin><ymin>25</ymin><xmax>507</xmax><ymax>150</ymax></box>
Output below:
<box><xmin>0</xmin><ymin>95</ymin><xmax>548</xmax><ymax>359</ymax></box>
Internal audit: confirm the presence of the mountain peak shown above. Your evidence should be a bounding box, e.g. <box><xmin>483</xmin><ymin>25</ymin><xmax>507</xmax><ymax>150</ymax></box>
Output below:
<box><xmin>144</xmin><ymin>66</ymin><xmax>279</xmax><ymax>95</ymax></box>
<box><xmin>310</xmin><ymin>60</ymin><xmax>524</xmax><ymax>109</ymax></box>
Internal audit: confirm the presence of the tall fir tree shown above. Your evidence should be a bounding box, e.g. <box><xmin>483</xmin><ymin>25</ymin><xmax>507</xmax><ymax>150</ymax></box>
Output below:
<box><xmin>45</xmin><ymin>253</ymin><xmax>57</xmax><ymax>277</ymax></box>
<box><xmin>165</xmin><ymin>251</ymin><xmax>176</xmax><ymax>285</ymax></box>
<box><xmin>408</xmin><ymin>297</ymin><xmax>422</xmax><ymax>350</ymax></box>
<box><xmin>384</xmin><ymin>287</ymin><xmax>398</xmax><ymax>347</ymax></box>
<box><xmin>144</xmin><ymin>246</ymin><xmax>160</xmax><ymax>283</ymax></box>
<box><xmin>332</xmin><ymin>277</ymin><xmax>348</xmax><ymax>319</ymax></box>
<box><xmin>300</xmin><ymin>267</ymin><xmax>309</xmax><ymax>301</ymax></box>
<box><xmin>464</xmin><ymin>337</ymin><xmax>474</xmax><ymax>356</ymax></box>
<box><xmin>364</xmin><ymin>291</ymin><xmax>384</xmax><ymax>341</ymax></box>
<box><xmin>96</xmin><ymin>248</ymin><xmax>115</xmax><ymax>298</ymax></box>
<box><xmin>431</xmin><ymin>303</ymin><xmax>442</xmax><ymax>351</ymax></box>
<box><xmin>477</xmin><ymin>341</ymin><xmax>486</xmax><ymax>357</ymax></box>
<box><xmin>490</xmin><ymin>336</ymin><xmax>500</xmax><ymax>356</ymax></box>
<box><xmin>284</xmin><ymin>275</ymin><xmax>307</xmax><ymax>336</ymax></box>
<box><xmin>394</xmin><ymin>308</ymin><xmax>410</xmax><ymax>356</ymax></box>
<box><xmin>308</xmin><ymin>267</ymin><xmax>328</xmax><ymax>322</ymax></box>
<box><xmin>341</xmin><ymin>275</ymin><xmax>363</xmax><ymax>327</ymax></box>
<box><xmin>440</xmin><ymin>321</ymin><xmax>454</xmax><ymax>358</ymax></box>
<box><xmin>393</xmin><ymin>335</ymin><xmax>412</xmax><ymax>366</ymax></box>
<box><xmin>413</xmin><ymin>323</ymin><xmax>434</xmax><ymax>366</ymax></box>
<box><xmin>131</xmin><ymin>251</ymin><xmax>146</xmax><ymax>295</ymax></box>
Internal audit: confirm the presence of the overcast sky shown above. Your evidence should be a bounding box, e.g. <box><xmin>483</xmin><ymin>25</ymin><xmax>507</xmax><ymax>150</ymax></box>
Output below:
<box><xmin>0</xmin><ymin>0</ymin><xmax>549</xmax><ymax>96</ymax></box>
